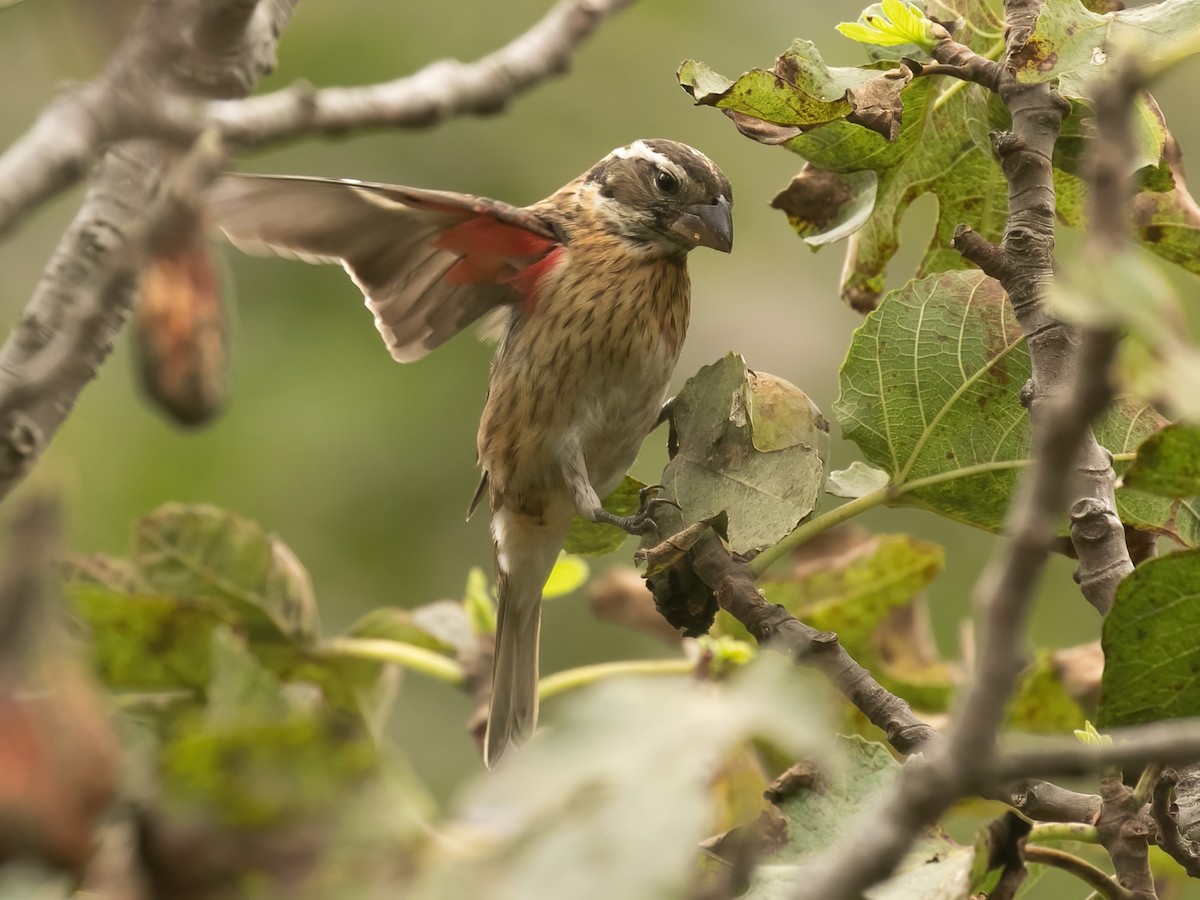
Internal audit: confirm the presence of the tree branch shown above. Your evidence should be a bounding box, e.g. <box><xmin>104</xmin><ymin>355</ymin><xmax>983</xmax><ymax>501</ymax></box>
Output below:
<box><xmin>0</xmin><ymin>0</ymin><xmax>633</xmax><ymax>501</ymax></box>
<box><xmin>0</xmin><ymin>0</ymin><xmax>292</xmax><ymax>238</ymax></box>
<box><xmin>678</xmin><ymin>522</ymin><xmax>939</xmax><ymax>756</ymax></box>
<box><xmin>995</xmin><ymin>719</ymin><xmax>1200</xmax><ymax>781</ymax></box>
<box><xmin>171</xmin><ymin>0</ymin><xmax>637</xmax><ymax>146</ymax></box>
<box><xmin>1151</xmin><ymin>769</ymin><xmax>1200</xmax><ymax>877</ymax></box>
<box><xmin>0</xmin><ymin>0</ymin><xmax>634</xmax><ymax>238</ymax></box>
<box><xmin>936</xmin><ymin>19</ymin><xmax>1137</xmax><ymax>618</ymax></box>
<box><xmin>1095</xmin><ymin>776</ymin><xmax>1157</xmax><ymax>900</ymax></box>
<box><xmin>643</xmin><ymin>508</ymin><xmax>1102</xmax><ymax>824</ymax></box>
<box><xmin>785</xmin><ymin>1</ymin><xmax>1128</xmax><ymax>893</ymax></box>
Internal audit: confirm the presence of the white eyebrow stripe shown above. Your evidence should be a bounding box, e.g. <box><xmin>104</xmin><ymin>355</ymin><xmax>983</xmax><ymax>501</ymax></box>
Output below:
<box><xmin>608</xmin><ymin>140</ymin><xmax>686</xmax><ymax>182</ymax></box>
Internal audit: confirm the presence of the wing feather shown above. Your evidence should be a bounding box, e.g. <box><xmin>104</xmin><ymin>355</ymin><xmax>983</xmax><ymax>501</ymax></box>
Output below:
<box><xmin>207</xmin><ymin>174</ymin><xmax>560</xmax><ymax>362</ymax></box>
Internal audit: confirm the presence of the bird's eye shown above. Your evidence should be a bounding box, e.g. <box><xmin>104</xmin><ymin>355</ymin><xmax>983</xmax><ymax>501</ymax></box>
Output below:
<box><xmin>655</xmin><ymin>170</ymin><xmax>680</xmax><ymax>194</ymax></box>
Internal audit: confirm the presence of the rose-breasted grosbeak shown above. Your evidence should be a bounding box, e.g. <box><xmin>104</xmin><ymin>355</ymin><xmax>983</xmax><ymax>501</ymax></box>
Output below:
<box><xmin>208</xmin><ymin>140</ymin><xmax>733</xmax><ymax>765</ymax></box>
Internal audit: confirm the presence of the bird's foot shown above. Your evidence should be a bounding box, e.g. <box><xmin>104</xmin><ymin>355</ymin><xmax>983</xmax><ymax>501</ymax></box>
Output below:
<box><xmin>592</xmin><ymin>484</ymin><xmax>680</xmax><ymax>536</ymax></box>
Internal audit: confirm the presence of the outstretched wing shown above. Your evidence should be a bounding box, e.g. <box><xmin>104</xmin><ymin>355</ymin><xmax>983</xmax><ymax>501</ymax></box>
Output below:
<box><xmin>207</xmin><ymin>174</ymin><xmax>561</xmax><ymax>362</ymax></box>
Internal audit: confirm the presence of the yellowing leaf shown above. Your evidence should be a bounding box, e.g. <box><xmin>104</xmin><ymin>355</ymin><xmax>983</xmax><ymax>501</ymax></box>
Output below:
<box><xmin>543</xmin><ymin>553</ymin><xmax>590</xmax><ymax>600</ymax></box>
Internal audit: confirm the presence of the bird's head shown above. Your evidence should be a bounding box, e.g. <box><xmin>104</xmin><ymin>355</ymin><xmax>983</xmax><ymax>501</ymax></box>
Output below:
<box><xmin>577</xmin><ymin>139</ymin><xmax>733</xmax><ymax>257</ymax></box>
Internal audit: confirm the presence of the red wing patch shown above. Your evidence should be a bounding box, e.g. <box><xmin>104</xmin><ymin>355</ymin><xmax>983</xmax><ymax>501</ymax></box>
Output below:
<box><xmin>508</xmin><ymin>246</ymin><xmax>565</xmax><ymax>316</ymax></box>
<box><xmin>433</xmin><ymin>215</ymin><xmax>562</xmax><ymax>314</ymax></box>
<box><xmin>435</xmin><ymin>216</ymin><xmax>556</xmax><ymax>259</ymax></box>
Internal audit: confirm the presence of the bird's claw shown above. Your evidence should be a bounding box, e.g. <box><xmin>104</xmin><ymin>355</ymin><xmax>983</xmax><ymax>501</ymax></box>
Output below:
<box><xmin>592</xmin><ymin>485</ymin><xmax>678</xmax><ymax>537</ymax></box>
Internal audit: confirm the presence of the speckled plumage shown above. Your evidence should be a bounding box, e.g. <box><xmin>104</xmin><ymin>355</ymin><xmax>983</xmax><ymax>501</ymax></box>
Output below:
<box><xmin>207</xmin><ymin>139</ymin><xmax>732</xmax><ymax>767</ymax></box>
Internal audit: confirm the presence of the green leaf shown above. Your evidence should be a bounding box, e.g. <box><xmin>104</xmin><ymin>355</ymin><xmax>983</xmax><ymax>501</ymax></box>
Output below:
<box><xmin>685</xmin><ymin>3</ymin><xmax>1199</xmax><ymax>309</ymax></box>
<box><xmin>68</xmin><ymin>582</ymin><xmax>221</xmax><ymax>691</ymax></box>
<box><xmin>463</xmin><ymin>566</ymin><xmax>496</xmax><ymax>635</ymax></box>
<box><xmin>415</xmin><ymin>659</ymin><xmax>827</xmax><ymax>900</ymax></box>
<box><xmin>156</xmin><ymin>631</ymin><xmax>379</xmax><ymax>829</ymax></box>
<box><xmin>69</xmin><ymin>503</ymin><xmax>407</xmax><ymax>724</ymax></box>
<box><xmin>564</xmin><ymin>476</ymin><xmax>643</xmax><ymax>556</ymax></box>
<box><xmin>723</xmin><ymin>533</ymin><xmax>950</xmax><ymax>709</ymax></box>
<box><xmin>663</xmin><ymin>354</ymin><xmax>830</xmax><ymax>556</ymax></box>
<box><xmin>64</xmin><ymin>553</ymin><xmax>148</xmax><ymax>593</ymax></box>
<box><xmin>834</xmin><ymin>270</ymin><xmax>1200</xmax><ymax>544</ymax></box>
<box><xmin>133</xmin><ymin>504</ymin><xmax>315</xmax><ymax>643</ymax></box>
<box><xmin>837</xmin><ymin>0</ymin><xmax>943</xmax><ymax>51</ymax></box>
<box><xmin>742</xmin><ymin>737</ymin><xmax>974</xmax><ymax>898</ymax></box>
<box><xmin>161</xmin><ymin>701</ymin><xmax>378</xmax><ymax>830</ymax></box>
<box><xmin>1123</xmin><ymin>425</ymin><xmax>1200</xmax><ymax>497</ymax></box>
<box><xmin>787</xmin><ymin>71</ymin><xmax>1010</xmax><ymax>310</ymax></box>
<box><xmin>1047</xmin><ymin>247</ymin><xmax>1200</xmax><ymax>423</ymax></box>
<box><xmin>827</xmin><ymin>461</ymin><xmax>891</xmax><ymax>498</ymax></box>
<box><xmin>1012</xmin><ymin>0</ymin><xmax>1200</xmax><ymax>92</ymax></box>
<box><xmin>1005</xmin><ymin>650</ymin><xmax>1087</xmax><ymax>734</ymax></box>
<box><xmin>1074</xmin><ymin>720</ymin><xmax>1114</xmax><ymax>748</ymax></box>
<box><xmin>679</xmin><ymin>42</ymin><xmax>868</xmax><ymax>128</ymax></box>
<box><xmin>344</xmin><ymin>606</ymin><xmax>458</xmax><ymax>656</ymax></box>
<box><xmin>263</xmin><ymin>536</ymin><xmax>320</xmax><ymax>642</ymax></box>
<box><xmin>205</xmin><ymin>626</ymin><xmax>293</xmax><ymax>727</ymax></box>
<box><xmin>694</xmin><ymin>634</ymin><xmax>757</xmax><ymax>676</ymax></box>
<box><xmin>1053</xmin><ymin>93</ymin><xmax>1167</xmax><ymax>181</ymax></box>
<box><xmin>1099</xmin><ymin>549</ymin><xmax>1200</xmax><ymax>728</ymax></box>
<box><xmin>543</xmin><ymin>553</ymin><xmax>590</xmax><ymax>600</ymax></box>
<box><xmin>1130</xmin><ymin>160</ymin><xmax>1200</xmax><ymax>278</ymax></box>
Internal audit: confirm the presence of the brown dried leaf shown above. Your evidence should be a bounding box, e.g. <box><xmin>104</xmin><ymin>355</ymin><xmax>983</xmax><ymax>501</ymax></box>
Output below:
<box><xmin>846</xmin><ymin>66</ymin><xmax>913</xmax><ymax>142</ymax></box>
<box><xmin>136</xmin><ymin>224</ymin><xmax>228</xmax><ymax>427</ymax></box>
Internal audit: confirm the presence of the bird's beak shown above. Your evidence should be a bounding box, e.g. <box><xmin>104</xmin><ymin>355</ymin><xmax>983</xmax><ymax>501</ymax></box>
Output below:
<box><xmin>670</xmin><ymin>196</ymin><xmax>733</xmax><ymax>253</ymax></box>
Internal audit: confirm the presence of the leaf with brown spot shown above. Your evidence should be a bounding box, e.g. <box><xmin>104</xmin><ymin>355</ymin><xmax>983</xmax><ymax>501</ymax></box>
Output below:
<box><xmin>771</xmin><ymin>167</ymin><xmax>878</xmax><ymax>250</ymax></box>
<box><xmin>682</xmin><ymin>0</ymin><xmax>1199</xmax><ymax>310</ymax></box>
<box><xmin>679</xmin><ymin>42</ymin><xmax>868</xmax><ymax>131</ymax></box>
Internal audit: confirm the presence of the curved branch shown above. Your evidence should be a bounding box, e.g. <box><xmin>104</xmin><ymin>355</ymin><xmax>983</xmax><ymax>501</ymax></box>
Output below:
<box><xmin>192</xmin><ymin>0</ymin><xmax>635</xmax><ymax>146</ymax></box>
<box><xmin>1023</xmin><ymin>846</ymin><xmax>1131</xmax><ymax>900</ymax></box>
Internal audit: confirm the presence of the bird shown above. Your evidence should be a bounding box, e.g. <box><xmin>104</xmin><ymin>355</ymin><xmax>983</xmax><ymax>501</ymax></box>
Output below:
<box><xmin>206</xmin><ymin>139</ymin><xmax>733</xmax><ymax>766</ymax></box>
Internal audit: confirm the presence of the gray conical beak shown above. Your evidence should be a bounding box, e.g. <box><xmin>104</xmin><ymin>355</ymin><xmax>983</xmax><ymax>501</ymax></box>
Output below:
<box><xmin>670</xmin><ymin>195</ymin><xmax>733</xmax><ymax>253</ymax></box>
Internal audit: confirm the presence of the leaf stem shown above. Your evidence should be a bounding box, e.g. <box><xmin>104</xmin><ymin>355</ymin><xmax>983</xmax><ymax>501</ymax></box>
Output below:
<box><xmin>1027</xmin><ymin>822</ymin><xmax>1101</xmax><ymax>845</ymax></box>
<box><xmin>1132</xmin><ymin>762</ymin><xmax>1163</xmax><ymax>807</ymax></box>
<box><xmin>538</xmin><ymin>658</ymin><xmax>694</xmax><ymax>701</ymax></box>
<box><xmin>750</xmin><ymin>451</ymin><xmax>1138</xmax><ymax>579</ymax></box>
<box><xmin>749</xmin><ymin>487</ymin><xmax>891</xmax><ymax>576</ymax></box>
<box><xmin>1023</xmin><ymin>846</ymin><xmax>1130</xmax><ymax>899</ymax></box>
<box><xmin>318</xmin><ymin>637</ymin><xmax>464</xmax><ymax>685</ymax></box>
<box><xmin>930</xmin><ymin>39</ymin><xmax>1004</xmax><ymax>111</ymax></box>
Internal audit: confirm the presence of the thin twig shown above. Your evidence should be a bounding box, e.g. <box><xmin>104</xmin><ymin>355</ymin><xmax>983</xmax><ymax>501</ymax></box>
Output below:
<box><xmin>1023</xmin><ymin>846</ymin><xmax>1131</xmax><ymax>900</ymax></box>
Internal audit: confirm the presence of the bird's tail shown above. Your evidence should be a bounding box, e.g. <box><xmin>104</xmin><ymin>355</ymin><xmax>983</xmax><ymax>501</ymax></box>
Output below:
<box><xmin>484</xmin><ymin>506</ymin><xmax>569</xmax><ymax>768</ymax></box>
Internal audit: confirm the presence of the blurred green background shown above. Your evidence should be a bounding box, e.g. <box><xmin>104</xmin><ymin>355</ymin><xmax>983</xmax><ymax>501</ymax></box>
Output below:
<box><xmin>2</xmin><ymin>0</ymin><xmax>1199</xmax><ymax>858</ymax></box>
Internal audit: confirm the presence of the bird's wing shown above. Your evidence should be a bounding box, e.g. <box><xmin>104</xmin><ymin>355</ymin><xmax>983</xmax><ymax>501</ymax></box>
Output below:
<box><xmin>207</xmin><ymin>174</ymin><xmax>562</xmax><ymax>362</ymax></box>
